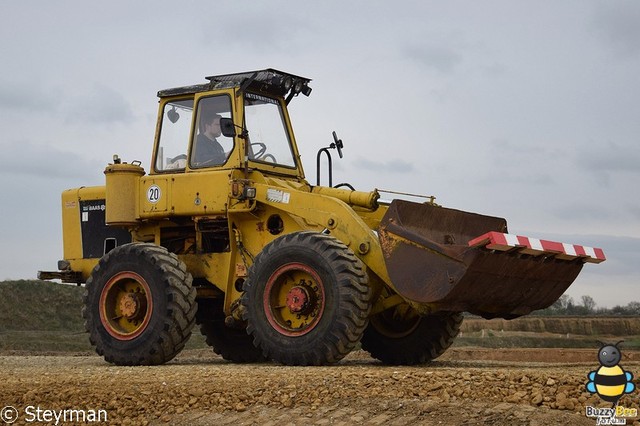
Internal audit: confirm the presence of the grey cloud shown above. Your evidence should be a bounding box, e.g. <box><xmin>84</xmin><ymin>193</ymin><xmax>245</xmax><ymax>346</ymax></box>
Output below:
<box><xmin>628</xmin><ymin>204</ymin><xmax>640</xmax><ymax>220</ymax></box>
<box><xmin>0</xmin><ymin>83</ymin><xmax>59</xmax><ymax>112</ymax></box>
<box><xmin>353</xmin><ymin>157</ymin><xmax>415</xmax><ymax>174</ymax></box>
<box><xmin>574</xmin><ymin>141</ymin><xmax>640</xmax><ymax>179</ymax></box>
<box><xmin>489</xmin><ymin>138</ymin><xmax>546</xmax><ymax>156</ymax></box>
<box><xmin>590</xmin><ymin>1</ymin><xmax>640</xmax><ymax>57</ymax></box>
<box><xmin>62</xmin><ymin>83</ymin><xmax>134</xmax><ymax>125</ymax></box>
<box><xmin>548</xmin><ymin>200</ymin><xmax>638</xmax><ymax>240</ymax></box>
<box><xmin>201</xmin><ymin>10</ymin><xmax>311</xmax><ymax>53</ymax></box>
<box><xmin>550</xmin><ymin>202</ymin><xmax>612</xmax><ymax>223</ymax></box>
<box><xmin>0</xmin><ymin>140</ymin><xmax>103</xmax><ymax>180</ymax></box>
<box><xmin>471</xmin><ymin>138</ymin><xmax>556</xmax><ymax>186</ymax></box>
<box><xmin>477</xmin><ymin>172</ymin><xmax>554</xmax><ymax>187</ymax></box>
<box><xmin>403</xmin><ymin>44</ymin><xmax>462</xmax><ymax>74</ymax></box>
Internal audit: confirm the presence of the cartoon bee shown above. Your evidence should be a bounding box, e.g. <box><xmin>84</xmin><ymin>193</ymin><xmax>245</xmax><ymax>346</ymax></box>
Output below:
<box><xmin>586</xmin><ymin>341</ymin><xmax>636</xmax><ymax>407</ymax></box>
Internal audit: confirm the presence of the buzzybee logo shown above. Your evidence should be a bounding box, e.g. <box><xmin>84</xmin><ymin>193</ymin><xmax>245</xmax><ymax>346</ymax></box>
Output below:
<box><xmin>585</xmin><ymin>341</ymin><xmax>635</xmax><ymax>406</ymax></box>
<box><xmin>585</xmin><ymin>341</ymin><xmax>637</xmax><ymax>425</ymax></box>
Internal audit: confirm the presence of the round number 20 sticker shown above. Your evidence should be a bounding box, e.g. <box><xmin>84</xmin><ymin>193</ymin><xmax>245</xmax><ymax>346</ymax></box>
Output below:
<box><xmin>147</xmin><ymin>185</ymin><xmax>161</xmax><ymax>204</ymax></box>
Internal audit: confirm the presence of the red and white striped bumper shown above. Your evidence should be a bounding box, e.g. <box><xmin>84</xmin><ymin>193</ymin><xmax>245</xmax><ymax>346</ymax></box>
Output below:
<box><xmin>468</xmin><ymin>231</ymin><xmax>606</xmax><ymax>264</ymax></box>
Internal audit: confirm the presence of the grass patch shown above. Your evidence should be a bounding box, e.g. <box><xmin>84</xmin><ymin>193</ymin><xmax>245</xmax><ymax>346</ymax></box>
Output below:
<box><xmin>0</xmin><ymin>280</ymin><xmax>85</xmax><ymax>332</ymax></box>
<box><xmin>0</xmin><ymin>331</ymin><xmax>92</xmax><ymax>352</ymax></box>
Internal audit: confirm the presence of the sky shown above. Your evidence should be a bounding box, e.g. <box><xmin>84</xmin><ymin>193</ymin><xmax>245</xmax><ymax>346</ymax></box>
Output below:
<box><xmin>0</xmin><ymin>1</ymin><xmax>638</xmax><ymax>308</ymax></box>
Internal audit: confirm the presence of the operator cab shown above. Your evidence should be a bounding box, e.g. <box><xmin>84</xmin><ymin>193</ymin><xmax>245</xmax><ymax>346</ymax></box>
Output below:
<box><xmin>152</xmin><ymin>69</ymin><xmax>312</xmax><ymax>177</ymax></box>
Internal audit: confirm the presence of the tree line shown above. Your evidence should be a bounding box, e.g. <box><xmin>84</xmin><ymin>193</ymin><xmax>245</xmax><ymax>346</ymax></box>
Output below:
<box><xmin>532</xmin><ymin>294</ymin><xmax>640</xmax><ymax>316</ymax></box>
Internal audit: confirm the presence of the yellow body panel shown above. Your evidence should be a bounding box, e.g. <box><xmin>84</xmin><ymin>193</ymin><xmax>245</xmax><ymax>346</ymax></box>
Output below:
<box><xmin>61</xmin><ymin>189</ymin><xmax>83</xmax><ymax>261</ymax></box>
<box><xmin>139</xmin><ymin>176</ymin><xmax>169</xmax><ymax>215</ymax></box>
<box><xmin>181</xmin><ymin>252</ymin><xmax>232</xmax><ymax>291</ymax></box>
<box><xmin>61</xmin><ymin>186</ymin><xmax>106</xmax><ymax>279</ymax></box>
<box><xmin>252</xmin><ymin>182</ymin><xmax>391</xmax><ymax>286</ymax></box>
<box><xmin>59</xmin><ymin>173</ymin><xmax>393</xmax><ymax>311</ymax></box>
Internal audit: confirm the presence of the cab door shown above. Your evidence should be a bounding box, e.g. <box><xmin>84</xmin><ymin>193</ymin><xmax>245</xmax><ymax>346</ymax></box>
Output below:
<box><xmin>141</xmin><ymin>90</ymin><xmax>240</xmax><ymax>219</ymax></box>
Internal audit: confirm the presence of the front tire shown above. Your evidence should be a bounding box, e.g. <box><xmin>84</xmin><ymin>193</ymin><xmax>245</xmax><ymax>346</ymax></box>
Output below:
<box><xmin>83</xmin><ymin>243</ymin><xmax>197</xmax><ymax>365</ymax></box>
<box><xmin>361</xmin><ymin>306</ymin><xmax>463</xmax><ymax>365</ymax></box>
<box><xmin>242</xmin><ymin>232</ymin><xmax>371</xmax><ymax>365</ymax></box>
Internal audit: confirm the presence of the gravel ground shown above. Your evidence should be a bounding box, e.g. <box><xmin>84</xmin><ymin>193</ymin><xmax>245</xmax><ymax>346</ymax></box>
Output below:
<box><xmin>1</xmin><ymin>349</ymin><xmax>639</xmax><ymax>426</ymax></box>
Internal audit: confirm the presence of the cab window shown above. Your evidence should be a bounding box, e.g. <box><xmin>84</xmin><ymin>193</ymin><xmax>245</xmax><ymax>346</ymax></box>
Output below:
<box><xmin>155</xmin><ymin>99</ymin><xmax>193</xmax><ymax>172</ymax></box>
<box><xmin>190</xmin><ymin>96</ymin><xmax>234</xmax><ymax>168</ymax></box>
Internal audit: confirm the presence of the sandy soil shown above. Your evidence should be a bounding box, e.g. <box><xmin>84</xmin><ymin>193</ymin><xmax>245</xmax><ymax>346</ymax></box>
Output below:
<box><xmin>1</xmin><ymin>348</ymin><xmax>639</xmax><ymax>426</ymax></box>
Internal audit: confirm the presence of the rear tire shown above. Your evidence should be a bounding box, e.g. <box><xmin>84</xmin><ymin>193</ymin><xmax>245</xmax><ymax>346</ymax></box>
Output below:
<box><xmin>83</xmin><ymin>243</ymin><xmax>197</xmax><ymax>365</ymax></box>
<box><xmin>361</xmin><ymin>307</ymin><xmax>463</xmax><ymax>365</ymax></box>
<box><xmin>242</xmin><ymin>231</ymin><xmax>371</xmax><ymax>365</ymax></box>
<box><xmin>196</xmin><ymin>299</ymin><xmax>266</xmax><ymax>363</ymax></box>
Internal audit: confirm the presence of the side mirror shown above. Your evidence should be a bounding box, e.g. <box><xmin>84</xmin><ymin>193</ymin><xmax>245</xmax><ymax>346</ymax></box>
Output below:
<box><xmin>332</xmin><ymin>131</ymin><xmax>344</xmax><ymax>159</ymax></box>
<box><xmin>167</xmin><ymin>106</ymin><xmax>180</xmax><ymax>123</ymax></box>
<box><xmin>220</xmin><ymin>118</ymin><xmax>236</xmax><ymax>137</ymax></box>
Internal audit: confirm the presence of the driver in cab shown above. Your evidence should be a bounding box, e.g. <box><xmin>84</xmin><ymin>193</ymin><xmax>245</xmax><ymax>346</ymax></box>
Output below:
<box><xmin>192</xmin><ymin>106</ymin><xmax>227</xmax><ymax>167</ymax></box>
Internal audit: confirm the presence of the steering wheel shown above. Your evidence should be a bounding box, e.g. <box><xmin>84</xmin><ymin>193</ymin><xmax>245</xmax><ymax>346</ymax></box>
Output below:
<box><xmin>250</xmin><ymin>142</ymin><xmax>267</xmax><ymax>159</ymax></box>
<box><xmin>166</xmin><ymin>154</ymin><xmax>187</xmax><ymax>169</ymax></box>
<box><xmin>263</xmin><ymin>154</ymin><xmax>277</xmax><ymax>163</ymax></box>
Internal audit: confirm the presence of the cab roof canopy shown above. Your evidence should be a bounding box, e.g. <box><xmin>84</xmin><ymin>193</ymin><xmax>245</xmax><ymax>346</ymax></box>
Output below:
<box><xmin>157</xmin><ymin>68</ymin><xmax>312</xmax><ymax>103</ymax></box>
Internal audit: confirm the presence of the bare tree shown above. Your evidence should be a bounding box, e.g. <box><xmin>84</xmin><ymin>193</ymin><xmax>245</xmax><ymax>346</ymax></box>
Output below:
<box><xmin>581</xmin><ymin>295</ymin><xmax>596</xmax><ymax>313</ymax></box>
<box><xmin>552</xmin><ymin>294</ymin><xmax>573</xmax><ymax>311</ymax></box>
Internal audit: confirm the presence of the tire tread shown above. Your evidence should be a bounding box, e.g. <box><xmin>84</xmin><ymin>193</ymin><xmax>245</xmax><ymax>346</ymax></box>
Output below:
<box><xmin>83</xmin><ymin>243</ymin><xmax>196</xmax><ymax>366</ymax></box>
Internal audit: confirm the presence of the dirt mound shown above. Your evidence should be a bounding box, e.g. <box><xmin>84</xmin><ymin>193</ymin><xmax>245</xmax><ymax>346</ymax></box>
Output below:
<box><xmin>461</xmin><ymin>316</ymin><xmax>640</xmax><ymax>336</ymax></box>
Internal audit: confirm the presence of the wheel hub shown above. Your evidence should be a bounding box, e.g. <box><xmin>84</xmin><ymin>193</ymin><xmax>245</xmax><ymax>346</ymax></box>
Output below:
<box><xmin>99</xmin><ymin>271</ymin><xmax>153</xmax><ymax>340</ymax></box>
<box><xmin>263</xmin><ymin>263</ymin><xmax>325</xmax><ymax>337</ymax></box>
<box><xmin>118</xmin><ymin>292</ymin><xmax>147</xmax><ymax>320</ymax></box>
<box><xmin>286</xmin><ymin>286</ymin><xmax>311</xmax><ymax>313</ymax></box>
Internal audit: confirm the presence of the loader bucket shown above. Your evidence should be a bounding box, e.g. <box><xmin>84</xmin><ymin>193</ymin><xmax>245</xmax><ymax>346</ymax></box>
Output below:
<box><xmin>378</xmin><ymin>200</ymin><xmax>605</xmax><ymax>319</ymax></box>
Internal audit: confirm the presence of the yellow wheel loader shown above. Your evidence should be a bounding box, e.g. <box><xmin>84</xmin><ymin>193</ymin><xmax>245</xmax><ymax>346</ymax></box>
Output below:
<box><xmin>39</xmin><ymin>69</ymin><xmax>605</xmax><ymax>366</ymax></box>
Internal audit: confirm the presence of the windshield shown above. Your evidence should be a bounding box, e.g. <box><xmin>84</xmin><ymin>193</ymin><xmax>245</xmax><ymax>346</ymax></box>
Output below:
<box><xmin>244</xmin><ymin>93</ymin><xmax>296</xmax><ymax>168</ymax></box>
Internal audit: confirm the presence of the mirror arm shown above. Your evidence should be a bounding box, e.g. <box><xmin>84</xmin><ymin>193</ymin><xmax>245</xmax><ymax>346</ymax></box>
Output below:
<box><xmin>316</xmin><ymin>147</ymin><xmax>333</xmax><ymax>187</ymax></box>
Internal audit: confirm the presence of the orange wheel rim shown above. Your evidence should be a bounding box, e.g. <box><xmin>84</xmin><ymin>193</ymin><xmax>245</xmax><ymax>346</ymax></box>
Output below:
<box><xmin>263</xmin><ymin>263</ymin><xmax>325</xmax><ymax>337</ymax></box>
<box><xmin>99</xmin><ymin>271</ymin><xmax>153</xmax><ymax>340</ymax></box>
